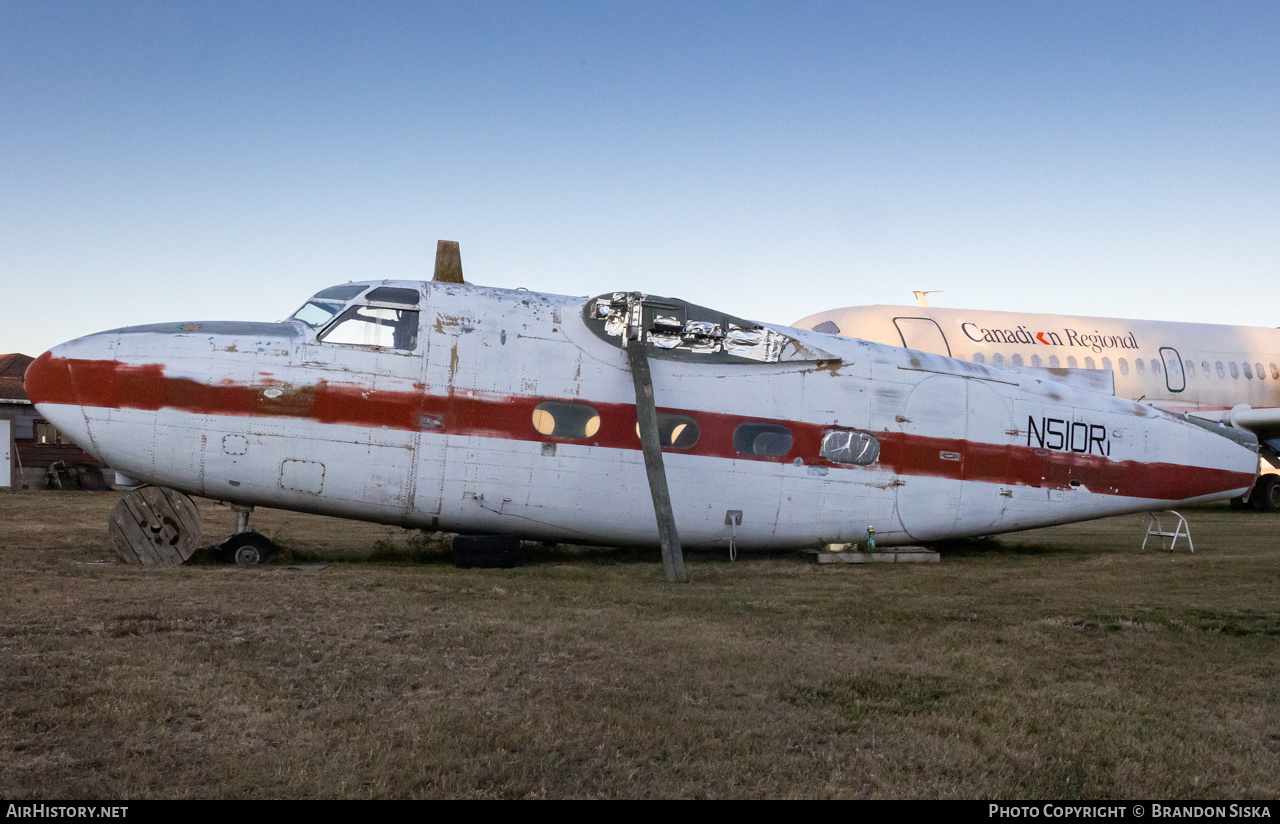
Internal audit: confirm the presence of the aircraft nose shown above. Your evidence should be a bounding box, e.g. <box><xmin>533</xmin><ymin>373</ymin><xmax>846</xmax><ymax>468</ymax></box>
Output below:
<box><xmin>24</xmin><ymin>332</ymin><xmax>119</xmax><ymax>456</ymax></box>
<box><xmin>24</xmin><ymin>348</ymin><xmax>79</xmax><ymax>407</ymax></box>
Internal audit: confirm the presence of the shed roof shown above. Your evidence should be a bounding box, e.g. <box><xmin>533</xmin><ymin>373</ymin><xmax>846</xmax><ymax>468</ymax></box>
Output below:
<box><xmin>0</xmin><ymin>354</ymin><xmax>34</xmax><ymax>402</ymax></box>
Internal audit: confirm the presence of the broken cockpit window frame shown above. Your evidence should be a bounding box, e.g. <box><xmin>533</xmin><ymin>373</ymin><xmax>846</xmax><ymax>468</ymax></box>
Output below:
<box><xmin>532</xmin><ymin>402</ymin><xmax>601</xmax><ymax>439</ymax></box>
<box><xmin>819</xmin><ymin>429</ymin><xmax>881</xmax><ymax>466</ymax></box>
<box><xmin>633</xmin><ymin>414</ymin><xmax>700</xmax><ymax>449</ymax></box>
<box><xmin>733</xmin><ymin>423</ymin><xmax>794</xmax><ymax>458</ymax></box>
<box><xmin>319</xmin><ymin>306</ymin><xmax>420</xmax><ymax>350</ymax></box>
<box><xmin>584</xmin><ymin>292</ymin><xmax>837</xmax><ymax>364</ymax></box>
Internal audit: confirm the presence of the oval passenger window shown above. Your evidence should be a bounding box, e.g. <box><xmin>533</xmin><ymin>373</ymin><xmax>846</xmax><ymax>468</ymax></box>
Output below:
<box><xmin>633</xmin><ymin>414</ymin><xmax>700</xmax><ymax>448</ymax></box>
<box><xmin>733</xmin><ymin>423</ymin><xmax>793</xmax><ymax>458</ymax></box>
<box><xmin>532</xmin><ymin>402</ymin><xmax>601</xmax><ymax>439</ymax></box>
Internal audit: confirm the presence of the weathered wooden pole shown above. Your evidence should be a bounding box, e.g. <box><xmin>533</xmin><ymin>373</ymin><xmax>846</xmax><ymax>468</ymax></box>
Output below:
<box><xmin>625</xmin><ymin>321</ymin><xmax>688</xmax><ymax>583</ymax></box>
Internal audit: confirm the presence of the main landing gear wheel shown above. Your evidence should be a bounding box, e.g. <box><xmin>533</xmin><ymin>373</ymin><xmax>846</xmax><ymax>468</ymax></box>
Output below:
<box><xmin>1250</xmin><ymin>476</ymin><xmax>1280</xmax><ymax>512</ymax></box>
<box><xmin>219</xmin><ymin>531</ymin><xmax>279</xmax><ymax>567</ymax></box>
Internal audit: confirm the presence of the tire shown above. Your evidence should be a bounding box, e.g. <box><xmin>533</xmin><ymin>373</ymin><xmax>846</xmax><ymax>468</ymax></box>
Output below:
<box><xmin>1250</xmin><ymin>476</ymin><xmax>1280</xmax><ymax>512</ymax></box>
<box><xmin>219</xmin><ymin>531</ymin><xmax>278</xmax><ymax>567</ymax></box>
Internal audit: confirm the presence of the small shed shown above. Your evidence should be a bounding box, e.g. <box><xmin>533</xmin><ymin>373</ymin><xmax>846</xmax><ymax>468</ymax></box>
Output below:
<box><xmin>0</xmin><ymin>353</ymin><xmax>108</xmax><ymax>489</ymax></box>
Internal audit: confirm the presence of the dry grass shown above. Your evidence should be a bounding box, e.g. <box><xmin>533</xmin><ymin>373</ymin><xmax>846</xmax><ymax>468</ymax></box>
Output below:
<box><xmin>1</xmin><ymin>490</ymin><xmax>1278</xmax><ymax>798</ymax></box>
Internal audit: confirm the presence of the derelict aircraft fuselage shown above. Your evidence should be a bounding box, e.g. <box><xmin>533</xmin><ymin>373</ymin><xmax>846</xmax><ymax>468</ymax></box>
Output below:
<box><xmin>25</xmin><ymin>269</ymin><xmax>1259</xmax><ymax>553</ymax></box>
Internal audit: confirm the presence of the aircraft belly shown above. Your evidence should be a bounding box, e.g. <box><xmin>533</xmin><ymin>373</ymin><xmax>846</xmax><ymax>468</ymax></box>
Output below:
<box><xmin>776</xmin><ymin>472</ymin><xmax>903</xmax><ymax>546</ymax></box>
<box><xmin>432</xmin><ymin>439</ymin><xmax>801</xmax><ymax>547</ymax></box>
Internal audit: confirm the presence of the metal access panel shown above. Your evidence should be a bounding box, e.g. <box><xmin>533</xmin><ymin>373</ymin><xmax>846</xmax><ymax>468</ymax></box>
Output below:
<box><xmin>893</xmin><ymin>317</ymin><xmax>952</xmax><ymax>357</ymax></box>
<box><xmin>0</xmin><ymin>419</ymin><xmax>11</xmax><ymax>488</ymax></box>
<box><xmin>1160</xmin><ymin>346</ymin><xmax>1186</xmax><ymax>393</ymax></box>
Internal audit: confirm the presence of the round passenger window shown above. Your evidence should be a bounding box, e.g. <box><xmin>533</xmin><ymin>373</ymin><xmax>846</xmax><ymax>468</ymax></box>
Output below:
<box><xmin>634</xmin><ymin>414</ymin><xmax>700</xmax><ymax>449</ymax></box>
<box><xmin>733</xmin><ymin>423</ymin><xmax>793</xmax><ymax>458</ymax></box>
<box><xmin>532</xmin><ymin>402</ymin><xmax>601</xmax><ymax>439</ymax></box>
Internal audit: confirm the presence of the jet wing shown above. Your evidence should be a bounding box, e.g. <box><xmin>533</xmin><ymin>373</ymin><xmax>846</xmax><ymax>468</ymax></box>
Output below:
<box><xmin>1190</xmin><ymin>406</ymin><xmax>1280</xmax><ymax>444</ymax></box>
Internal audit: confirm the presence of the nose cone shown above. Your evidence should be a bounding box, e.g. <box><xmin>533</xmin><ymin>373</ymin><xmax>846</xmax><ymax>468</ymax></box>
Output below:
<box><xmin>24</xmin><ymin>349</ymin><xmax>78</xmax><ymax>406</ymax></box>
<box><xmin>24</xmin><ymin>332</ymin><xmax>119</xmax><ymax>457</ymax></box>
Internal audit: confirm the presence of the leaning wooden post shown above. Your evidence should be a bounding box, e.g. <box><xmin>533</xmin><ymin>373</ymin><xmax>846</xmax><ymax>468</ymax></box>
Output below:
<box><xmin>626</xmin><ymin>323</ymin><xmax>688</xmax><ymax>583</ymax></box>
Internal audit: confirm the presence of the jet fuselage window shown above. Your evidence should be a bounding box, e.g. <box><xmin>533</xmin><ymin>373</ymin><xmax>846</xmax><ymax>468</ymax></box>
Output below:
<box><xmin>1256</xmin><ymin>363</ymin><xmax>1264</xmax><ymax>380</ymax></box>
<box><xmin>1244</xmin><ymin>362</ymin><xmax>1254</xmax><ymax>379</ymax></box>
<box><xmin>733</xmin><ymin>423</ymin><xmax>793</xmax><ymax>458</ymax></box>
<box><xmin>1119</xmin><ymin>358</ymin><xmax>1129</xmax><ymax>375</ymax></box>
<box><xmin>1270</xmin><ymin>363</ymin><xmax>1279</xmax><ymax>380</ymax></box>
<box><xmin>820</xmin><ymin>429</ymin><xmax>880</xmax><ymax>466</ymax></box>
<box><xmin>320</xmin><ymin>306</ymin><xmax>420</xmax><ymax>350</ymax></box>
<box><xmin>1068</xmin><ymin>356</ymin><xmax>1079</xmax><ymax>369</ymax></box>
<box><xmin>1085</xmin><ymin>357</ymin><xmax>1096</xmax><ymax>370</ymax></box>
<box><xmin>1031</xmin><ymin>354</ymin><xmax>1042</xmax><ymax>367</ymax></box>
<box><xmin>633</xmin><ymin>414</ymin><xmax>700</xmax><ymax>449</ymax></box>
<box><xmin>532</xmin><ymin>402</ymin><xmax>601</xmax><ymax>439</ymax></box>
<box><xmin>1102</xmin><ymin>357</ymin><xmax>1112</xmax><ymax>371</ymax></box>
<box><xmin>1230</xmin><ymin>362</ymin><xmax>1240</xmax><ymax>379</ymax></box>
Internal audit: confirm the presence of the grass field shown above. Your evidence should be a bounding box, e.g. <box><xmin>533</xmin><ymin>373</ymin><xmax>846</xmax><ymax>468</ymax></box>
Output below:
<box><xmin>1</xmin><ymin>490</ymin><xmax>1277</xmax><ymax>799</ymax></box>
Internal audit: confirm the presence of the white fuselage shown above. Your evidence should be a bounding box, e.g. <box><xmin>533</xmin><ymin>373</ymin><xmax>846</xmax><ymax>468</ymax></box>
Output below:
<box><xmin>794</xmin><ymin>305</ymin><xmax>1280</xmax><ymax>435</ymax></box>
<box><xmin>25</xmin><ymin>281</ymin><xmax>1258</xmax><ymax>549</ymax></box>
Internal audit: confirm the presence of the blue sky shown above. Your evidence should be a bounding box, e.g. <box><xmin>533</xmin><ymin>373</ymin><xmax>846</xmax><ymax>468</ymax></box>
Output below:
<box><xmin>3</xmin><ymin>1</ymin><xmax>1279</xmax><ymax>356</ymax></box>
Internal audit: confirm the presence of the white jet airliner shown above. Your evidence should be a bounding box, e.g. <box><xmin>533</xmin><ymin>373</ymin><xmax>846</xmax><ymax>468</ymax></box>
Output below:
<box><xmin>793</xmin><ymin>304</ymin><xmax>1280</xmax><ymax>510</ymax></box>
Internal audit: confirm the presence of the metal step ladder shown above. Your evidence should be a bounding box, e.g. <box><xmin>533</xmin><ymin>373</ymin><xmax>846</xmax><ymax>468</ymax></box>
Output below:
<box><xmin>1142</xmin><ymin>510</ymin><xmax>1194</xmax><ymax>553</ymax></box>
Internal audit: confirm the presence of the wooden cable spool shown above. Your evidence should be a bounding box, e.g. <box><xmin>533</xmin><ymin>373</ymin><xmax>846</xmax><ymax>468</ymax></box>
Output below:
<box><xmin>107</xmin><ymin>487</ymin><xmax>202</xmax><ymax>566</ymax></box>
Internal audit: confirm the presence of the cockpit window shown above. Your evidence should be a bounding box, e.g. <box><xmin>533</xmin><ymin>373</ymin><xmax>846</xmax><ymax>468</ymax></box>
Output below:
<box><xmin>365</xmin><ymin>286</ymin><xmax>420</xmax><ymax>305</ymax></box>
<box><xmin>313</xmin><ymin>285</ymin><xmax>367</xmax><ymax>301</ymax></box>
<box><xmin>292</xmin><ymin>301</ymin><xmax>344</xmax><ymax>327</ymax></box>
<box><xmin>319</xmin><ymin>306</ymin><xmax>420</xmax><ymax>350</ymax></box>
<box><xmin>290</xmin><ymin>285</ymin><xmax>369</xmax><ymax>327</ymax></box>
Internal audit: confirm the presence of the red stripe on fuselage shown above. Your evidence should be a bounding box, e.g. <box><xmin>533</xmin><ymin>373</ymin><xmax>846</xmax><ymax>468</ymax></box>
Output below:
<box><xmin>25</xmin><ymin>354</ymin><xmax>1253</xmax><ymax>502</ymax></box>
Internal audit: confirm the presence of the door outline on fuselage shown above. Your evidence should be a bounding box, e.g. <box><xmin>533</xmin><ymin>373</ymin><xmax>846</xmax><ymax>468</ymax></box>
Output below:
<box><xmin>892</xmin><ymin>317</ymin><xmax>952</xmax><ymax>358</ymax></box>
<box><xmin>1159</xmin><ymin>346</ymin><xmax>1186</xmax><ymax>393</ymax></box>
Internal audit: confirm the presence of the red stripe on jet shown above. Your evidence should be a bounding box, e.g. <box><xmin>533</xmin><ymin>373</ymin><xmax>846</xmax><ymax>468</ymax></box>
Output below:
<box><xmin>25</xmin><ymin>354</ymin><xmax>1254</xmax><ymax>502</ymax></box>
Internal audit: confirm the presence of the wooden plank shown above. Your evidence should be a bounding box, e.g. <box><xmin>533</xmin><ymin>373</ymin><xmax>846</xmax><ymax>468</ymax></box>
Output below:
<box><xmin>626</xmin><ymin>334</ymin><xmax>688</xmax><ymax>583</ymax></box>
<box><xmin>815</xmin><ymin>549</ymin><xmax>940</xmax><ymax>564</ymax></box>
<box><xmin>143</xmin><ymin>488</ymin><xmax>186</xmax><ymax>566</ymax></box>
